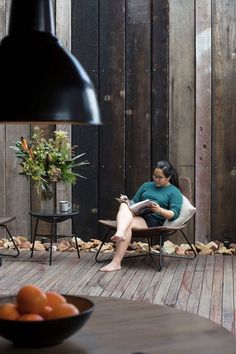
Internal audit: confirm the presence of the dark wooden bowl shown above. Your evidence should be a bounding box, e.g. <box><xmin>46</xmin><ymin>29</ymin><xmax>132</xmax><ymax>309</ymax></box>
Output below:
<box><xmin>0</xmin><ymin>295</ymin><xmax>94</xmax><ymax>347</ymax></box>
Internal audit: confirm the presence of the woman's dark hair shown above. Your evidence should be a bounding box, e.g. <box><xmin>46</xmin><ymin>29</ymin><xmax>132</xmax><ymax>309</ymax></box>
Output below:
<box><xmin>155</xmin><ymin>160</ymin><xmax>180</xmax><ymax>190</ymax></box>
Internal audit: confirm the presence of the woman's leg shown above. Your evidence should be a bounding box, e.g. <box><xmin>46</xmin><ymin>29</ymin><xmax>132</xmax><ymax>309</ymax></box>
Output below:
<box><xmin>111</xmin><ymin>203</ymin><xmax>134</xmax><ymax>242</ymax></box>
<box><xmin>100</xmin><ymin>205</ymin><xmax>148</xmax><ymax>272</ymax></box>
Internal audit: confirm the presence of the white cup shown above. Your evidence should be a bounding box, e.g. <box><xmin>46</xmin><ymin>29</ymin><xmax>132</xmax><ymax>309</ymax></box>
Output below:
<box><xmin>59</xmin><ymin>201</ymin><xmax>72</xmax><ymax>212</ymax></box>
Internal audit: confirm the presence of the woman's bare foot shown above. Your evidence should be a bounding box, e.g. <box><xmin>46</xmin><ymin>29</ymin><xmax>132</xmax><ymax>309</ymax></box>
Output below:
<box><xmin>111</xmin><ymin>235</ymin><xmax>125</xmax><ymax>242</ymax></box>
<box><xmin>100</xmin><ymin>262</ymin><xmax>121</xmax><ymax>272</ymax></box>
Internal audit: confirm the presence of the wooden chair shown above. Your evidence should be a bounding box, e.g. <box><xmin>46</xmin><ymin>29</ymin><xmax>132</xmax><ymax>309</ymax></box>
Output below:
<box><xmin>0</xmin><ymin>216</ymin><xmax>20</xmax><ymax>259</ymax></box>
<box><xmin>95</xmin><ymin>177</ymin><xmax>197</xmax><ymax>271</ymax></box>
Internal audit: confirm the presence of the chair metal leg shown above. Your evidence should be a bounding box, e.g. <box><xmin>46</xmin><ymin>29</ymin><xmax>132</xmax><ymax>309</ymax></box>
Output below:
<box><xmin>95</xmin><ymin>228</ymin><xmax>112</xmax><ymax>263</ymax></box>
<box><xmin>0</xmin><ymin>224</ymin><xmax>20</xmax><ymax>257</ymax></box>
<box><xmin>160</xmin><ymin>229</ymin><xmax>197</xmax><ymax>261</ymax></box>
<box><xmin>96</xmin><ymin>221</ymin><xmax>196</xmax><ymax>271</ymax></box>
<box><xmin>95</xmin><ymin>228</ymin><xmax>163</xmax><ymax>271</ymax></box>
<box><xmin>148</xmin><ymin>253</ymin><xmax>162</xmax><ymax>271</ymax></box>
<box><xmin>146</xmin><ymin>236</ymin><xmax>162</xmax><ymax>271</ymax></box>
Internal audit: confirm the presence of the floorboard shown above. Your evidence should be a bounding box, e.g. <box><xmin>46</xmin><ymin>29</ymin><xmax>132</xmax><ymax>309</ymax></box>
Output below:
<box><xmin>0</xmin><ymin>251</ymin><xmax>235</xmax><ymax>337</ymax></box>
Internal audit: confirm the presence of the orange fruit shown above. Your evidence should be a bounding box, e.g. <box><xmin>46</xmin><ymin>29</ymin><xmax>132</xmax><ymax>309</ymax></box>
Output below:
<box><xmin>39</xmin><ymin>305</ymin><xmax>53</xmax><ymax>320</ymax></box>
<box><xmin>47</xmin><ymin>303</ymin><xmax>79</xmax><ymax>320</ymax></box>
<box><xmin>18</xmin><ymin>313</ymin><xmax>44</xmax><ymax>321</ymax></box>
<box><xmin>46</xmin><ymin>291</ymin><xmax>67</xmax><ymax>309</ymax></box>
<box><xmin>16</xmin><ymin>285</ymin><xmax>47</xmax><ymax>314</ymax></box>
<box><xmin>0</xmin><ymin>303</ymin><xmax>20</xmax><ymax>320</ymax></box>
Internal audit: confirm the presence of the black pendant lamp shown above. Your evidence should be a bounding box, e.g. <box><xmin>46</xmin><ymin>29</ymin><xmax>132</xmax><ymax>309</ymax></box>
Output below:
<box><xmin>0</xmin><ymin>0</ymin><xmax>101</xmax><ymax>124</ymax></box>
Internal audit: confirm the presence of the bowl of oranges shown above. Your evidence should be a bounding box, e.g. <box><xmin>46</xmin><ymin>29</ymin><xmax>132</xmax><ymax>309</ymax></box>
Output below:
<box><xmin>0</xmin><ymin>285</ymin><xmax>94</xmax><ymax>347</ymax></box>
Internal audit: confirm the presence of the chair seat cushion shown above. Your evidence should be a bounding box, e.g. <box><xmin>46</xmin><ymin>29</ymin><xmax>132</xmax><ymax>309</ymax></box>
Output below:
<box><xmin>163</xmin><ymin>195</ymin><xmax>196</xmax><ymax>227</ymax></box>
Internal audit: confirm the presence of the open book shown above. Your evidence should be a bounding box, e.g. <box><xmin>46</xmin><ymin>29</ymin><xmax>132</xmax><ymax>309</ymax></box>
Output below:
<box><xmin>115</xmin><ymin>196</ymin><xmax>157</xmax><ymax>215</ymax></box>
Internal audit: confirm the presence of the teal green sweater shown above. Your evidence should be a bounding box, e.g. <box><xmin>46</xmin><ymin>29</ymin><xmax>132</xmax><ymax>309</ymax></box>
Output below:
<box><xmin>131</xmin><ymin>182</ymin><xmax>183</xmax><ymax>223</ymax></box>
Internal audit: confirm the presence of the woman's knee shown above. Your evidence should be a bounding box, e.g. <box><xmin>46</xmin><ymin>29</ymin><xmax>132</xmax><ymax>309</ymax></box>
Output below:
<box><xmin>119</xmin><ymin>203</ymin><xmax>132</xmax><ymax>213</ymax></box>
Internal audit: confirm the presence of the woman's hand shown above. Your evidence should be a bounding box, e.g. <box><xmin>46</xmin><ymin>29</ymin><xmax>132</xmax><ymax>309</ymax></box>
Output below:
<box><xmin>149</xmin><ymin>203</ymin><xmax>175</xmax><ymax>219</ymax></box>
<box><xmin>149</xmin><ymin>202</ymin><xmax>162</xmax><ymax>214</ymax></box>
<box><xmin>119</xmin><ymin>194</ymin><xmax>128</xmax><ymax>201</ymax></box>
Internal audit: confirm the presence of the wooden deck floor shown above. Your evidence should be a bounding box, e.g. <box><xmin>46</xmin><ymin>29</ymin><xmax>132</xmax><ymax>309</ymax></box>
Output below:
<box><xmin>0</xmin><ymin>250</ymin><xmax>235</xmax><ymax>337</ymax></box>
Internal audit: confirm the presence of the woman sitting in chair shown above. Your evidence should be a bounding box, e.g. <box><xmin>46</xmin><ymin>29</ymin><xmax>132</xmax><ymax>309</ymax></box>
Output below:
<box><xmin>100</xmin><ymin>160</ymin><xmax>183</xmax><ymax>272</ymax></box>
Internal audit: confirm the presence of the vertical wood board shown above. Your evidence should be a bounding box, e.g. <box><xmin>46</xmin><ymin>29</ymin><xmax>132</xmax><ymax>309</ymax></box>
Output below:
<box><xmin>212</xmin><ymin>0</ymin><xmax>236</xmax><ymax>241</ymax></box>
<box><xmin>0</xmin><ymin>0</ymin><xmax>6</xmax><ymax>41</ymax></box>
<box><xmin>99</xmin><ymin>0</ymin><xmax>126</xmax><ymax>219</ymax></box>
<box><xmin>72</xmin><ymin>0</ymin><xmax>99</xmax><ymax>240</ymax></box>
<box><xmin>0</xmin><ymin>0</ymin><xmax>6</xmax><ymax>236</ymax></box>
<box><xmin>125</xmin><ymin>0</ymin><xmax>152</xmax><ymax>197</ymax></box>
<box><xmin>169</xmin><ymin>0</ymin><xmax>195</xmax><ymax>178</ymax></box>
<box><xmin>151</xmin><ymin>0</ymin><xmax>169</xmax><ymax>165</ymax></box>
<box><xmin>169</xmin><ymin>0</ymin><xmax>195</xmax><ymax>243</ymax></box>
<box><xmin>6</xmin><ymin>125</ymin><xmax>30</xmax><ymax>237</ymax></box>
<box><xmin>56</xmin><ymin>0</ymin><xmax>72</xmax><ymax>236</ymax></box>
<box><xmin>195</xmin><ymin>0</ymin><xmax>212</xmax><ymax>242</ymax></box>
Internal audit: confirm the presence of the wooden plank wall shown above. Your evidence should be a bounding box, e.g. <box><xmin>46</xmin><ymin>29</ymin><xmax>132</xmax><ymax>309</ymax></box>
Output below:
<box><xmin>55</xmin><ymin>0</ymin><xmax>72</xmax><ymax>236</ymax></box>
<box><xmin>71</xmin><ymin>0</ymin><xmax>100</xmax><ymax>240</ymax></box>
<box><xmin>72</xmin><ymin>0</ymin><xmax>169</xmax><ymax>241</ymax></box>
<box><xmin>0</xmin><ymin>0</ymin><xmax>235</xmax><ymax>245</ymax></box>
<box><xmin>169</xmin><ymin>0</ymin><xmax>195</xmax><ymax>242</ymax></box>
<box><xmin>195</xmin><ymin>0</ymin><xmax>212</xmax><ymax>244</ymax></box>
<box><xmin>212</xmin><ymin>0</ymin><xmax>236</xmax><ymax>243</ymax></box>
<box><xmin>72</xmin><ymin>0</ymin><xmax>236</xmax><ymax>243</ymax></box>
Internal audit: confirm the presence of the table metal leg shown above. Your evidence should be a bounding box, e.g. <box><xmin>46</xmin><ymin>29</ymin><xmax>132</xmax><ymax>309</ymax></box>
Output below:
<box><xmin>49</xmin><ymin>218</ymin><xmax>56</xmax><ymax>266</ymax></box>
<box><xmin>29</xmin><ymin>211</ymin><xmax>80</xmax><ymax>265</ymax></box>
<box><xmin>30</xmin><ymin>218</ymin><xmax>39</xmax><ymax>258</ymax></box>
<box><xmin>30</xmin><ymin>214</ymin><xmax>33</xmax><ymax>243</ymax></box>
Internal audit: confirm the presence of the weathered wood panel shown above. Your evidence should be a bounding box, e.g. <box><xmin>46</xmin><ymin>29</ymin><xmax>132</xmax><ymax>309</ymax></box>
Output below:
<box><xmin>198</xmin><ymin>255</ymin><xmax>215</xmax><ymax>319</ymax></box>
<box><xmin>71</xmin><ymin>0</ymin><xmax>99</xmax><ymax>240</ymax></box>
<box><xmin>0</xmin><ymin>0</ymin><xmax>6</xmax><ymax>41</ymax></box>
<box><xmin>151</xmin><ymin>0</ymin><xmax>169</xmax><ymax>164</ymax></box>
<box><xmin>169</xmin><ymin>0</ymin><xmax>195</xmax><ymax>243</ymax></box>
<box><xmin>169</xmin><ymin>0</ymin><xmax>195</xmax><ymax>178</ymax></box>
<box><xmin>1</xmin><ymin>0</ymin><xmax>236</xmax><ymax>244</ymax></box>
<box><xmin>222</xmin><ymin>256</ymin><xmax>234</xmax><ymax>334</ymax></box>
<box><xmin>0</xmin><ymin>127</ymin><xmax>5</xmax><ymax>235</ymax></box>
<box><xmin>195</xmin><ymin>0</ymin><xmax>211</xmax><ymax>243</ymax></box>
<box><xmin>212</xmin><ymin>0</ymin><xmax>236</xmax><ymax>242</ymax></box>
<box><xmin>210</xmin><ymin>255</ymin><xmax>223</xmax><ymax>325</ymax></box>
<box><xmin>187</xmin><ymin>255</ymin><xmax>206</xmax><ymax>314</ymax></box>
<box><xmin>0</xmin><ymin>1</ymin><xmax>7</xmax><ymax>236</ymax></box>
<box><xmin>0</xmin><ymin>0</ymin><xmax>6</xmax><ymax>233</ymax></box>
<box><xmin>125</xmin><ymin>0</ymin><xmax>152</xmax><ymax>196</ymax></box>
<box><xmin>99</xmin><ymin>0</ymin><xmax>126</xmax><ymax>218</ymax></box>
<box><xmin>5</xmin><ymin>126</ymin><xmax>30</xmax><ymax>236</ymax></box>
<box><xmin>5</xmin><ymin>0</ymin><xmax>11</xmax><ymax>35</ymax></box>
<box><xmin>55</xmin><ymin>0</ymin><xmax>72</xmax><ymax>236</ymax></box>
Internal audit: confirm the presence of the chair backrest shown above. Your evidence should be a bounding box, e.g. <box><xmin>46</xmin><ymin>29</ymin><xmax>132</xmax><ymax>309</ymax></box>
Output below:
<box><xmin>179</xmin><ymin>177</ymin><xmax>192</xmax><ymax>203</ymax></box>
<box><xmin>163</xmin><ymin>176</ymin><xmax>195</xmax><ymax>228</ymax></box>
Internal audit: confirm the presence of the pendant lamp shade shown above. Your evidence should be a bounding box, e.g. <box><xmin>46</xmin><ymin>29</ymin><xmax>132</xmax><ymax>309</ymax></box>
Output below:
<box><xmin>0</xmin><ymin>0</ymin><xmax>101</xmax><ymax>124</ymax></box>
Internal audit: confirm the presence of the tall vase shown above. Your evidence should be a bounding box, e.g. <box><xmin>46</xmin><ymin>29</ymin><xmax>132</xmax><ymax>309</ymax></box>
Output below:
<box><xmin>41</xmin><ymin>197</ymin><xmax>54</xmax><ymax>211</ymax></box>
<box><xmin>40</xmin><ymin>183</ymin><xmax>56</xmax><ymax>211</ymax></box>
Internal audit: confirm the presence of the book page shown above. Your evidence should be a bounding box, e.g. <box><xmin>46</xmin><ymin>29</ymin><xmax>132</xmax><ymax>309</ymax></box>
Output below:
<box><xmin>130</xmin><ymin>200</ymin><xmax>155</xmax><ymax>214</ymax></box>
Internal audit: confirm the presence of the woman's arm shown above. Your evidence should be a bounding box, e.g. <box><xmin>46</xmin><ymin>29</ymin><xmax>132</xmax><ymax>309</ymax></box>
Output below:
<box><xmin>149</xmin><ymin>203</ymin><xmax>174</xmax><ymax>220</ymax></box>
